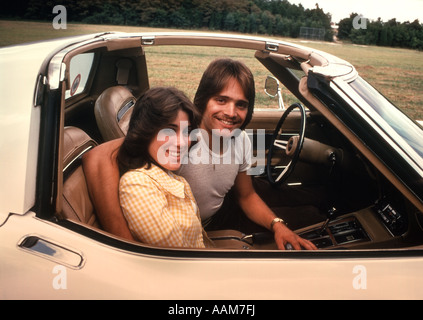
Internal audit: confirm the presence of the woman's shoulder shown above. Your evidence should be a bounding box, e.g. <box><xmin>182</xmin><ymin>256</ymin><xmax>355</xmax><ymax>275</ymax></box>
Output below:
<box><xmin>120</xmin><ymin>165</ymin><xmax>184</xmax><ymax>193</ymax></box>
<box><xmin>120</xmin><ymin>166</ymin><xmax>157</xmax><ymax>186</ymax></box>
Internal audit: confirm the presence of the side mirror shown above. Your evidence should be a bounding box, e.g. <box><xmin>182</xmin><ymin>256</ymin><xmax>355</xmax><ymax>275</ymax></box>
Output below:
<box><xmin>265</xmin><ymin>76</ymin><xmax>279</xmax><ymax>97</ymax></box>
<box><xmin>264</xmin><ymin>76</ymin><xmax>285</xmax><ymax>110</ymax></box>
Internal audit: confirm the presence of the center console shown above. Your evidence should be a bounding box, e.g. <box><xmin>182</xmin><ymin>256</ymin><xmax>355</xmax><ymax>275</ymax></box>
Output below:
<box><xmin>299</xmin><ymin>216</ymin><xmax>370</xmax><ymax>249</ymax></box>
<box><xmin>210</xmin><ymin>198</ymin><xmax>408</xmax><ymax>250</ymax></box>
<box><xmin>298</xmin><ymin>196</ymin><xmax>409</xmax><ymax>250</ymax></box>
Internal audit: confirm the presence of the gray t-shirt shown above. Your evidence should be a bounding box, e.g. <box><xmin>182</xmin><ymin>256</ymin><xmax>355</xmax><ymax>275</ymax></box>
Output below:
<box><xmin>176</xmin><ymin>130</ymin><xmax>252</xmax><ymax>221</ymax></box>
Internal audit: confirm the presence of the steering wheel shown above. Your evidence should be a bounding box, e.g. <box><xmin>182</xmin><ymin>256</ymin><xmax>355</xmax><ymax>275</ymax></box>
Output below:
<box><xmin>267</xmin><ymin>103</ymin><xmax>306</xmax><ymax>186</ymax></box>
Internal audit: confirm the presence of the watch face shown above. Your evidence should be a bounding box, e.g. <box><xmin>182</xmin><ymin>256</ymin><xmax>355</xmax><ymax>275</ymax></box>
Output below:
<box><xmin>271</xmin><ymin>218</ymin><xmax>285</xmax><ymax>230</ymax></box>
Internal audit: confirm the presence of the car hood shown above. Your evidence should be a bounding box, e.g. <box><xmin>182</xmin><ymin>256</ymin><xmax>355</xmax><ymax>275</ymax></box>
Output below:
<box><xmin>0</xmin><ymin>34</ymin><xmax>104</xmax><ymax>221</ymax></box>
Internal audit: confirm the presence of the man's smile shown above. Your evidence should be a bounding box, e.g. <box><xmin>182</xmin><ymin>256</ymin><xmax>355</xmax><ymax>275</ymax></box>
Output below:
<box><xmin>214</xmin><ymin>115</ymin><xmax>242</xmax><ymax>127</ymax></box>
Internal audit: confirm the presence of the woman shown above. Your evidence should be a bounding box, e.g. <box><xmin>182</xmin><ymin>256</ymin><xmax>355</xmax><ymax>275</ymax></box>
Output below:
<box><xmin>117</xmin><ymin>87</ymin><xmax>212</xmax><ymax>248</ymax></box>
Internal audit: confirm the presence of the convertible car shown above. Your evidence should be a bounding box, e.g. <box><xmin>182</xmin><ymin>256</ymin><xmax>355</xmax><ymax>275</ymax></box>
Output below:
<box><xmin>1</xmin><ymin>32</ymin><xmax>423</xmax><ymax>300</ymax></box>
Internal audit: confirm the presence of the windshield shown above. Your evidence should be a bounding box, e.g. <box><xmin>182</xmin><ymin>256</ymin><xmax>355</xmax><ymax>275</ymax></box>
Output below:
<box><xmin>350</xmin><ymin>77</ymin><xmax>423</xmax><ymax>162</ymax></box>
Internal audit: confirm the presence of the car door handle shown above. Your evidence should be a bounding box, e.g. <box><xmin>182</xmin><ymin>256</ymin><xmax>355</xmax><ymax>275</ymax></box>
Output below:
<box><xmin>18</xmin><ymin>235</ymin><xmax>85</xmax><ymax>269</ymax></box>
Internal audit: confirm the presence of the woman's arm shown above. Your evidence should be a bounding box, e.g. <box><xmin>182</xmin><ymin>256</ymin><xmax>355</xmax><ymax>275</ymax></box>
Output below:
<box><xmin>82</xmin><ymin>138</ymin><xmax>135</xmax><ymax>241</ymax></box>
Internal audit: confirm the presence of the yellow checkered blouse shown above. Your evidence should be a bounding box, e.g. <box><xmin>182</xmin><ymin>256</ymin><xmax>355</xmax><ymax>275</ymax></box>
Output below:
<box><xmin>119</xmin><ymin>164</ymin><xmax>211</xmax><ymax>248</ymax></box>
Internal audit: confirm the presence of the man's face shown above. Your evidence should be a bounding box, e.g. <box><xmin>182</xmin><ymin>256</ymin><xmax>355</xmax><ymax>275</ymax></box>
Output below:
<box><xmin>200</xmin><ymin>77</ymin><xmax>249</xmax><ymax>136</ymax></box>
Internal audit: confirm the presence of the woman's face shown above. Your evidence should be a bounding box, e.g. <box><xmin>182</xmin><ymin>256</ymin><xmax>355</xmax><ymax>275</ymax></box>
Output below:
<box><xmin>149</xmin><ymin>110</ymin><xmax>191</xmax><ymax>171</ymax></box>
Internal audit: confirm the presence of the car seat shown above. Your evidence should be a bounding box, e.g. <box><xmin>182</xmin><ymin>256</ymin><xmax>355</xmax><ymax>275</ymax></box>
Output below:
<box><xmin>94</xmin><ymin>86</ymin><xmax>136</xmax><ymax>142</ymax></box>
<box><xmin>60</xmin><ymin>126</ymin><xmax>100</xmax><ymax>227</ymax></box>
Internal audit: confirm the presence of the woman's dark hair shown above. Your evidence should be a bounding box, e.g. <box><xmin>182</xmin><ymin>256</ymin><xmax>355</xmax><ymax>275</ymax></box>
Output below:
<box><xmin>194</xmin><ymin>58</ymin><xmax>255</xmax><ymax>130</ymax></box>
<box><xmin>117</xmin><ymin>87</ymin><xmax>200</xmax><ymax>176</ymax></box>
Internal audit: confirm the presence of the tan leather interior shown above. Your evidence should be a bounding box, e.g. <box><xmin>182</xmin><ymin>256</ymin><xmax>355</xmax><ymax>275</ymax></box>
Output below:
<box><xmin>60</xmin><ymin>126</ymin><xmax>100</xmax><ymax>227</ymax></box>
<box><xmin>94</xmin><ymin>86</ymin><xmax>136</xmax><ymax>141</ymax></box>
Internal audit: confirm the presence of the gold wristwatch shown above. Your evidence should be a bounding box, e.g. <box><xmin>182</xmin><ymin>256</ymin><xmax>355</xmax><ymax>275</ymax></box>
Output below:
<box><xmin>270</xmin><ymin>217</ymin><xmax>287</xmax><ymax>231</ymax></box>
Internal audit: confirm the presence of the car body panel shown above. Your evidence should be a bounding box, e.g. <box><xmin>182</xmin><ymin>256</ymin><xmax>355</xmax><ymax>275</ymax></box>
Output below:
<box><xmin>0</xmin><ymin>34</ymin><xmax>107</xmax><ymax>220</ymax></box>
<box><xmin>0</xmin><ymin>43</ymin><xmax>46</xmax><ymax>218</ymax></box>
<box><xmin>2</xmin><ymin>212</ymin><xmax>423</xmax><ymax>300</ymax></box>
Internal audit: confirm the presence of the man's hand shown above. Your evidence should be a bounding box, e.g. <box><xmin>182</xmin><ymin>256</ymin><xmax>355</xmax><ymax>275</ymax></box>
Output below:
<box><xmin>273</xmin><ymin>222</ymin><xmax>317</xmax><ymax>250</ymax></box>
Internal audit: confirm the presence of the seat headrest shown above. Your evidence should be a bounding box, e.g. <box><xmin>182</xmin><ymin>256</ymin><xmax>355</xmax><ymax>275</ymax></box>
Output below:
<box><xmin>94</xmin><ymin>86</ymin><xmax>136</xmax><ymax>142</ymax></box>
<box><xmin>63</xmin><ymin>126</ymin><xmax>97</xmax><ymax>175</ymax></box>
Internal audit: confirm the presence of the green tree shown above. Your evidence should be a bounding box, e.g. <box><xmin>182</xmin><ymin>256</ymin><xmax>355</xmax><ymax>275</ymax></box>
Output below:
<box><xmin>224</xmin><ymin>12</ymin><xmax>236</xmax><ymax>31</ymax></box>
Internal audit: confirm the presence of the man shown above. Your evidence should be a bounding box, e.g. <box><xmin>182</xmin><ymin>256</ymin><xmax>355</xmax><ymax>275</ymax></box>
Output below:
<box><xmin>83</xmin><ymin>58</ymin><xmax>317</xmax><ymax>250</ymax></box>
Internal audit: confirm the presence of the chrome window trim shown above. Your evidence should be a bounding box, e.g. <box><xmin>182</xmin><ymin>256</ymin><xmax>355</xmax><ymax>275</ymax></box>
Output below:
<box><xmin>47</xmin><ymin>37</ymin><xmax>106</xmax><ymax>90</ymax></box>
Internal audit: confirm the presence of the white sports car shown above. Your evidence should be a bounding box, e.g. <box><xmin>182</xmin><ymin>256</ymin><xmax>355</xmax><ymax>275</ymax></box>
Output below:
<box><xmin>1</xmin><ymin>32</ymin><xmax>423</xmax><ymax>300</ymax></box>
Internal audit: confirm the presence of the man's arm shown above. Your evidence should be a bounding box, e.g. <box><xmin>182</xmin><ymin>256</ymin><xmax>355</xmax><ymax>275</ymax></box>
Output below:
<box><xmin>233</xmin><ymin>171</ymin><xmax>317</xmax><ymax>250</ymax></box>
<box><xmin>82</xmin><ymin>138</ymin><xmax>135</xmax><ymax>241</ymax></box>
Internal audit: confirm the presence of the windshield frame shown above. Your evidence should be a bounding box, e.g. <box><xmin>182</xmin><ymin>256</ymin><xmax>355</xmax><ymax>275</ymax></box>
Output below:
<box><xmin>307</xmin><ymin>70</ymin><xmax>423</xmax><ymax>207</ymax></box>
<box><xmin>350</xmin><ymin>77</ymin><xmax>423</xmax><ymax>159</ymax></box>
<box><xmin>332</xmin><ymin>76</ymin><xmax>423</xmax><ymax>175</ymax></box>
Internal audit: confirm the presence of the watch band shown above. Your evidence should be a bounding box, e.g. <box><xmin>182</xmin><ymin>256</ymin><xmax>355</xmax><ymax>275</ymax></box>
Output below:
<box><xmin>270</xmin><ymin>217</ymin><xmax>286</xmax><ymax>231</ymax></box>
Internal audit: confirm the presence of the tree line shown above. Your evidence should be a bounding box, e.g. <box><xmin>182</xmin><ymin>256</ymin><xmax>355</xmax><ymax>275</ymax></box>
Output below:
<box><xmin>338</xmin><ymin>13</ymin><xmax>423</xmax><ymax>50</ymax></box>
<box><xmin>4</xmin><ymin>0</ymin><xmax>334</xmax><ymax>41</ymax></box>
<box><xmin>3</xmin><ymin>0</ymin><xmax>423</xmax><ymax>49</ymax></box>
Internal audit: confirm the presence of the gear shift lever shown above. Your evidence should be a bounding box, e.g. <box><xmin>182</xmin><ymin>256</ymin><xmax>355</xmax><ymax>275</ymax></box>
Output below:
<box><xmin>319</xmin><ymin>207</ymin><xmax>337</xmax><ymax>235</ymax></box>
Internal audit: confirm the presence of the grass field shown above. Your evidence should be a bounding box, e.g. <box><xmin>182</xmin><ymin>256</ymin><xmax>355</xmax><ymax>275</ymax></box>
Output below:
<box><xmin>1</xmin><ymin>20</ymin><xmax>422</xmax><ymax>120</ymax></box>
